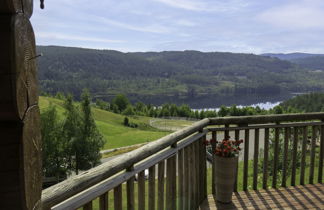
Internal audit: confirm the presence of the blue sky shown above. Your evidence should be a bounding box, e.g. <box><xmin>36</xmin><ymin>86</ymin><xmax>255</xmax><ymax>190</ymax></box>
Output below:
<box><xmin>31</xmin><ymin>0</ymin><xmax>324</xmax><ymax>53</ymax></box>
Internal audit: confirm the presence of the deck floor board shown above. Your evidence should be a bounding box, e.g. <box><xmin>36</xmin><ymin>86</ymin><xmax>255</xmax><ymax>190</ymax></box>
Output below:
<box><xmin>199</xmin><ymin>183</ymin><xmax>324</xmax><ymax>210</ymax></box>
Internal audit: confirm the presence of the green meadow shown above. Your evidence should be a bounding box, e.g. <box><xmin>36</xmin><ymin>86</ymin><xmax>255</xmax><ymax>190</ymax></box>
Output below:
<box><xmin>39</xmin><ymin>96</ymin><xmax>169</xmax><ymax>150</ymax></box>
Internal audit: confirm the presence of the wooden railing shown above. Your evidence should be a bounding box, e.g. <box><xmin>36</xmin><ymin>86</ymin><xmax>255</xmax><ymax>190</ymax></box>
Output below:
<box><xmin>41</xmin><ymin>118</ymin><xmax>210</xmax><ymax>210</ymax></box>
<box><xmin>208</xmin><ymin>113</ymin><xmax>324</xmax><ymax>193</ymax></box>
<box><xmin>41</xmin><ymin>113</ymin><xmax>324</xmax><ymax>210</ymax></box>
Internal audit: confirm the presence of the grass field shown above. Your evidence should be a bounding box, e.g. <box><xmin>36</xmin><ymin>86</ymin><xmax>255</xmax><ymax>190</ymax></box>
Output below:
<box><xmin>39</xmin><ymin>96</ymin><xmax>170</xmax><ymax>150</ymax></box>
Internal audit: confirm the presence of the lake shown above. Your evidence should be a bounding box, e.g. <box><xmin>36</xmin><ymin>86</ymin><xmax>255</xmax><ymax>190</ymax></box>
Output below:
<box><xmin>129</xmin><ymin>93</ymin><xmax>293</xmax><ymax>109</ymax></box>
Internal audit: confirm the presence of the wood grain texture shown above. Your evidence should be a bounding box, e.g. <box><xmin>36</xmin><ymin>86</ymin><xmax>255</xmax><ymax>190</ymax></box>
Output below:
<box><xmin>148</xmin><ymin>166</ymin><xmax>155</xmax><ymax>210</ymax></box>
<box><xmin>114</xmin><ymin>185</ymin><xmax>122</xmax><ymax>210</ymax></box>
<box><xmin>0</xmin><ymin>14</ymin><xmax>38</xmax><ymax>121</ymax></box>
<box><xmin>0</xmin><ymin>9</ymin><xmax>41</xmax><ymax>210</ymax></box>
<box><xmin>0</xmin><ymin>0</ymin><xmax>33</xmax><ymax>18</ymax></box>
<box><xmin>253</xmin><ymin>128</ymin><xmax>259</xmax><ymax>190</ymax></box>
<box><xmin>22</xmin><ymin>105</ymin><xmax>42</xmax><ymax>210</ymax></box>
<box><xmin>127</xmin><ymin>176</ymin><xmax>135</xmax><ymax>210</ymax></box>
<box><xmin>138</xmin><ymin>171</ymin><xmax>145</xmax><ymax>210</ymax></box>
<box><xmin>272</xmin><ymin>127</ymin><xmax>280</xmax><ymax>188</ymax></box>
<box><xmin>99</xmin><ymin>192</ymin><xmax>108</xmax><ymax>210</ymax></box>
<box><xmin>291</xmin><ymin>127</ymin><xmax>299</xmax><ymax>186</ymax></box>
<box><xmin>263</xmin><ymin>128</ymin><xmax>269</xmax><ymax>189</ymax></box>
<box><xmin>300</xmin><ymin>127</ymin><xmax>308</xmax><ymax>185</ymax></box>
<box><xmin>319</xmin><ymin>124</ymin><xmax>324</xmax><ymax>183</ymax></box>
<box><xmin>199</xmin><ymin>184</ymin><xmax>324</xmax><ymax>210</ymax></box>
<box><xmin>243</xmin><ymin>128</ymin><xmax>249</xmax><ymax>191</ymax></box>
<box><xmin>178</xmin><ymin>149</ymin><xmax>184</xmax><ymax>210</ymax></box>
<box><xmin>166</xmin><ymin>155</ymin><xmax>177</xmax><ymax>210</ymax></box>
<box><xmin>309</xmin><ymin>126</ymin><xmax>317</xmax><ymax>184</ymax></box>
<box><xmin>83</xmin><ymin>201</ymin><xmax>93</xmax><ymax>210</ymax></box>
<box><xmin>157</xmin><ymin>161</ymin><xmax>165</xmax><ymax>210</ymax></box>
<box><xmin>282</xmin><ymin>127</ymin><xmax>290</xmax><ymax>187</ymax></box>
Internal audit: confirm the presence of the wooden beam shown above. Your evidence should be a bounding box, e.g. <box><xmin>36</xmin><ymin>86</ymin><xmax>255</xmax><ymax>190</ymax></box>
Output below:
<box><xmin>209</xmin><ymin>113</ymin><xmax>324</xmax><ymax>125</ymax></box>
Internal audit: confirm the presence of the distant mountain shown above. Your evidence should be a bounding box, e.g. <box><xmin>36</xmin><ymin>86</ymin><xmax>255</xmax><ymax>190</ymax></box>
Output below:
<box><xmin>262</xmin><ymin>53</ymin><xmax>324</xmax><ymax>70</ymax></box>
<box><xmin>37</xmin><ymin>46</ymin><xmax>324</xmax><ymax>104</ymax></box>
<box><xmin>261</xmin><ymin>53</ymin><xmax>324</xmax><ymax>61</ymax></box>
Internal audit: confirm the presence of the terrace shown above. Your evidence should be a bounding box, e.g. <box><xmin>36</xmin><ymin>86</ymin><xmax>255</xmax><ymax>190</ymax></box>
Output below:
<box><xmin>41</xmin><ymin>113</ymin><xmax>324</xmax><ymax>210</ymax></box>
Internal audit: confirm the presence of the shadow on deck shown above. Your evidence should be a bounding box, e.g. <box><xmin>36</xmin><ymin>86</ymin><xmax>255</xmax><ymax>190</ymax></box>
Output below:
<box><xmin>200</xmin><ymin>183</ymin><xmax>323</xmax><ymax>209</ymax></box>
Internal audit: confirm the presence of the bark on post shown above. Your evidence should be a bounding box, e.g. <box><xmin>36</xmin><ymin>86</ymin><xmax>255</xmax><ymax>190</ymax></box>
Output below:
<box><xmin>0</xmin><ymin>0</ymin><xmax>42</xmax><ymax>209</ymax></box>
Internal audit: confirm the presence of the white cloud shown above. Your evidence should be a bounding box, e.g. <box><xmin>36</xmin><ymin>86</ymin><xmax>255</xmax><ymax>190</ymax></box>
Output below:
<box><xmin>93</xmin><ymin>16</ymin><xmax>172</xmax><ymax>34</ymax></box>
<box><xmin>152</xmin><ymin>0</ymin><xmax>248</xmax><ymax>12</ymax></box>
<box><xmin>37</xmin><ymin>32</ymin><xmax>125</xmax><ymax>43</ymax></box>
<box><xmin>257</xmin><ymin>0</ymin><xmax>324</xmax><ymax>29</ymax></box>
<box><xmin>175</xmin><ymin>19</ymin><xmax>196</xmax><ymax>27</ymax></box>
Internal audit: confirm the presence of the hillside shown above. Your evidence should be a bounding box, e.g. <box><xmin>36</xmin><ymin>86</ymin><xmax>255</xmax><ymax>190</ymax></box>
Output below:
<box><xmin>37</xmin><ymin>46</ymin><xmax>324</xmax><ymax>105</ymax></box>
<box><xmin>280</xmin><ymin>92</ymin><xmax>324</xmax><ymax>112</ymax></box>
<box><xmin>39</xmin><ymin>96</ymin><xmax>169</xmax><ymax>149</ymax></box>
<box><xmin>262</xmin><ymin>53</ymin><xmax>324</xmax><ymax>70</ymax></box>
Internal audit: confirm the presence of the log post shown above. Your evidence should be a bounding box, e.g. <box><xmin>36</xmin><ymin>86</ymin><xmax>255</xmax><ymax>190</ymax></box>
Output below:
<box><xmin>0</xmin><ymin>0</ymin><xmax>42</xmax><ymax>209</ymax></box>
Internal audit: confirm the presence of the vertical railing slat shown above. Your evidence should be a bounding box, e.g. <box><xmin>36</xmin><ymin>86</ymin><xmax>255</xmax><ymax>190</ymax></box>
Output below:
<box><xmin>183</xmin><ymin>147</ymin><xmax>189</xmax><ymax>210</ymax></box>
<box><xmin>291</xmin><ymin>127</ymin><xmax>299</xmax><ymax>186</ymax></box>
<box><xmin>148</xmin><ymin>166</ymin><xmax>156</xmax><ymax>210</ymax></box>
<box><xmin>309</xmin><ymin>126</ymin><xmax>317</xmax><ymax>184</ymax></box>
<box><xmin>158</xmin><ymin>161</ymin><xmax>165</xmax><ymax>210</ymax></box>
<box><xmin>253</xmin><ymin>128</ymin><xmax>259</xmax><ymax>190</ymax></box>
<box><xmin>178</xmin><ymin>149</ymin><xmax>184</xmax><ymax>210</ymax></box>
<box><xmin>138</xmin><ymin>171</ymin><xmax>145</xmax><ymax>210</ymax></box>
<box><xmin>189</xmin><ymin>143</ymin><xmax>195</xmax><ymax>209</ymax></box>
<box><xmin>83</xmin><ymin>201</ymin><xmax>93</xmax><ymax>210</ymax></box>
<box><xmin>263</xmin><ymin>128</ymin><xmax>270</xmax><ymax>189</ymax></box>
<box><xmin>211</xmin><ymin>131</ymin><xmax>217</xmax><ymax>195</ymax></box>
<box><xmin>282</xmin><ymin>127</ymin><xmax>290</xmax><ymax>187</ymax></box>
<box><xmin>166</xmin><ymin>155</ymin><xmax>176</xmax><ymax>210</ymax></box>
<box><xmin>319</xmin><ymin>124</ymin><xmax>324</xmax><ymax>183</ymax></box>
<box><xmin>225</xmin><ymin>124</ymin><xmax>229</xmax><ymax>139</ymax></box>
<box><xmin>272</xmin><ymin>127</ymin><xmax>280</xmax><ymax>188</ymax></box>
<box><xmin>243</xmin><ymin>127</ymin><xmax>249</xmax><ymax>191</ymax></box>
<box><xmin>195</xmin><ymin>140</ymin><xmax>200</xmax><ymax>207</ymax></box>
<box><xmin>127</xmin><ymin>166</ymin><xmax>135</xmax><ymax>210</ymax></box>
<box><xmin>114</xmin><ymin>184</ymin><xmax>122</xmax><ymax>210</ymax></box>
<box><xmin>99</xmin><ymin>192</ymin><xmax>108</xmax><ymax>210</ymax></box>
<box><xmin>300</xmin><ymin>126</ymin><xmax>307</xmax><ymax>185</ymax></box>
<box><xmin>201</xmin><ymin>134</ymin><xmax>207</xmax><ymax>202</ymax></box>
<box><xmin>192</xmin><ymin>142</ymin><xmax>197</xmax><ymax>208</ymax></box>
<box><xmin>234</xmin><ymin>129</ymin><xmax>240</xmax><ymax>192</ymax></box>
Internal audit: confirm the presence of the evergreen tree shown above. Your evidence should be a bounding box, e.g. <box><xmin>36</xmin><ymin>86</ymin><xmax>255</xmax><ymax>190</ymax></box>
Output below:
<box><xmin>78</xmin><ymin>89</ymin><xmax>105</xmax><ymax>173</ymax></box>
<box><xmin>41</xmin><ymin>104</ymin><xmax>67</xmax><ymax>180</ymax></box>
<box><xmin>62</xmin><ymin>94</ymin><xmax>82</xmax><ymax>174</ymax></box>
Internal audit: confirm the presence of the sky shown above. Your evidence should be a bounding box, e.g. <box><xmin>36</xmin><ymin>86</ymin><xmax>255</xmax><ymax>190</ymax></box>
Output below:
<box><xmin>31</xmin><ymin>0</ymin><xmax>324</xmax><ymax>54</ymax></box>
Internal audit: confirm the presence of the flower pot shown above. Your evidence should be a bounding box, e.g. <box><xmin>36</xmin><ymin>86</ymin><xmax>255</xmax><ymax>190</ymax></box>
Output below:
<box><xmin>214</xmin><ymin>156</ymin><xmax>238</xmax><ymax>203</ymax></box>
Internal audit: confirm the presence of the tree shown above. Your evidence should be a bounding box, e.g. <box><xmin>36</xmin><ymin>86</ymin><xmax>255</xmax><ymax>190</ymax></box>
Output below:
<box><xmin>41</xmin><ymin>104</ymin><xmax>67</xmax><ymax>180</ymax></box>
<box><xmin>124</xmin><ymin>117</ymin><xmax>129</xmax><ymax>126</ymax></box>
<box><xmin>76</xmin><ymin>89</ymin><xmax>105</xmax><ymax>173</ymax></box>
<box><xmin>62</xmin><ymin>94</ymin><xmax>82</xmax><ymax>173</ymax></box>
<box><xmin>112</xmin><ymin>94</ymin><xmax>130</xmax><ymax>113</ymax></box>
<box><xmin>122</xmin><ymin>104</ymin><xmax>135</xmax><ymax>116</ymax></box>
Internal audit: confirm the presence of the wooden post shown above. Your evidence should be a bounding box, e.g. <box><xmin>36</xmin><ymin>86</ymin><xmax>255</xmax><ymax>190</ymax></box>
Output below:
<box><xmin>0</xmin><ymin>1</ymin><xmax>42</xmax><ymax>210</ymax></box>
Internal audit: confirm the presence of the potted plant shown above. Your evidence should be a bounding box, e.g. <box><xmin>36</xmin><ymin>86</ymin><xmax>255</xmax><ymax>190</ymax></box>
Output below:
<box><xmin>206</xmin><ymin>137</ymin><xmax>243</xmax><ymax>203</ymax></box>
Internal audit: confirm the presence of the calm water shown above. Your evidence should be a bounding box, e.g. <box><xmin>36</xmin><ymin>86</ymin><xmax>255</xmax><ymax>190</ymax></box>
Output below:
<box><xmin>196</xmin><ymin>101</ymin><xmax>281</xmax><ymax>112</ymax></box>
<box><xmin>125</xmin><ymin>93</ymin><xmax>293</xmax><ymax>109</ymax></box>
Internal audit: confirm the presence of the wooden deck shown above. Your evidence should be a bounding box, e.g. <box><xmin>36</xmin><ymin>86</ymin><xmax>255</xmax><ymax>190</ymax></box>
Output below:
<box><xmin>200</xmin><ymin>183</ymin><xmax>324</xmax><ymax>210</ymax></box>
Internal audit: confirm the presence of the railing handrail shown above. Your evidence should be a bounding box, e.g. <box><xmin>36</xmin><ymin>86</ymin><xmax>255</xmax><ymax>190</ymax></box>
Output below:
<box><xmin>41</xmin><ymin>118</ymin><xmax>210</xmax><ymax>210</ymax></box>
<box><xmin>41</xmin><ymin>112</ymin><xmax>324</xmax><ymax>209</ymax></box>
<box><xmin>209</xmin><ymin>112</ymin><xmax>324</xmax><ymax>125</ymax></box>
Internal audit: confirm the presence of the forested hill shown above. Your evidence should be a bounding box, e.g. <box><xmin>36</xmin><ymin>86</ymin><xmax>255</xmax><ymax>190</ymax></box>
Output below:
<box><xmin>37</xmin><ymin>46</ymin><xmax>324</xmax><ymax>103</ymax></box>
<box><xmin>262</xmin><ymin>53</ymin><xmax>324</xmax><ymax>70</ymax></box>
